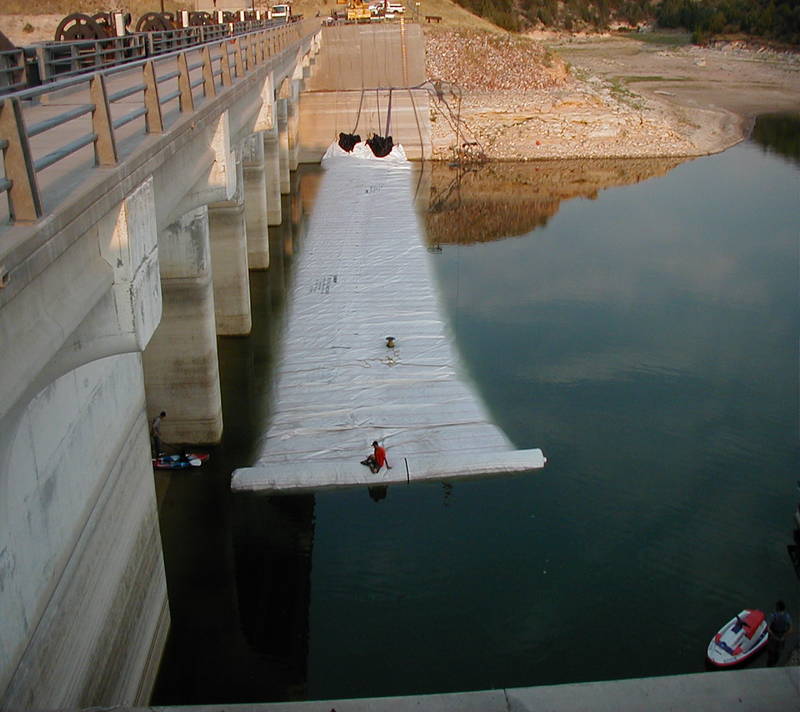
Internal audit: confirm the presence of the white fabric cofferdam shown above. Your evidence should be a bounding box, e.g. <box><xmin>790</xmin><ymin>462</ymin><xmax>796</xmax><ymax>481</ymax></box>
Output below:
<box><xmin>231</xmin><ymin>142</ymin><xmax>546</xmax><ymax>492</ymax></box>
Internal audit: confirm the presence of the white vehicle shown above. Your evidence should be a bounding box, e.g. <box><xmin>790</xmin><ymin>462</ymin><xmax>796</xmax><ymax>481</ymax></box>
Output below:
<box><xmin>371</xmin><ymin>1</ymin><xmax>405</xmax><ymax>15</ymax></box>
<box><xmin>270</xmin><ymin>4</ymin><xmax>291</xmax><ymax>20</ymax></box>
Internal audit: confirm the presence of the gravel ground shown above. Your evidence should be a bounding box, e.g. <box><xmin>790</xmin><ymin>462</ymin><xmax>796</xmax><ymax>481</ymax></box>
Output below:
<box><xmin>424</xmin><ymin>28</ymin><xmax>800</xmax><ymax>161</ymax></box>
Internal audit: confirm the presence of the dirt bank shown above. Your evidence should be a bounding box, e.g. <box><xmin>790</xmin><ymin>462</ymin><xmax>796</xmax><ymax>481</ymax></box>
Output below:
<box><xmin>425</xmin><ymin>29</ymin><xmax>800</xmax><ymax>161</ymax></box>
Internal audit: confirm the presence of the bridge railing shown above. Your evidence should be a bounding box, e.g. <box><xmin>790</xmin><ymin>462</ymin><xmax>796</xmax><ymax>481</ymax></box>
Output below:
<box><xmin>0</xmin><ymin>49</ymin><xmax>28</xmax><ymax>94</ymax></box>
<box><xmin>35</xmin><ymin>35</ymin><xmax>149</xmax><ymax>84</ymax></box>
<box><xmin>0</xmin><ymin>19</ymin><xmax>318</xmax><ymax>225</ymax></box>
<box><xmin>30</xmin><ymin>20</ymin><xmax>287</xmax><ymax>87</ymax></box>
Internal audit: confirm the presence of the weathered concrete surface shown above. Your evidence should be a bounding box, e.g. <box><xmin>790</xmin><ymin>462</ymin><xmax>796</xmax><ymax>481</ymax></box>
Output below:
<box><xmin>304</xmin><ymin>23</ymin><xmax>426</xmax><ymax>92</ymax></box>
<box><xmin>298</xmin><ymin>24</ymin><xmax>431</xmax><ymax>162</ymax></box>
<box><xmin>209</xmin><ymin>158</ymin><xmax>254</xmax><ymax>336</ymax></box>
<box><xmin>263</xmin><ymin>126</ymin><xmax>284</xmax><ymax>225</ymax></box>
<box><xmin>242</xmin><ymin>134</ymin><xmax>271</xmax><ymax>271</ymax></box>
<box><xmin>0</xmin><ymin>355</ymin><xmax>168</xmax><ymax>709</ymax></box>
<box><xmin>143</xmin><ymin>207</ymin><xmax>223</xmax><ymax>445</ymax></box>
<box><xmin>298</xmin><ymin>89</ymin><xmax>431</xmax><ymax>162</ymax></box>
<box><xmin>61</xmin><ymin>665</ymin><xmax>800</xmax><ymax>711</ymax></box>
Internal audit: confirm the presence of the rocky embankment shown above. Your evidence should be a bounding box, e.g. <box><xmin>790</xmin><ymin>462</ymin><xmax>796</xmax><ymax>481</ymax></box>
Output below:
<box><xmin>423</xmin><ymin>28</ymin><xmax>764</xmax><ymax>161</ymax></box>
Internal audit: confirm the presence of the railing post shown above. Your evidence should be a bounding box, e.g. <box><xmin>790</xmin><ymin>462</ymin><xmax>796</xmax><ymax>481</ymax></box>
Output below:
<box><xmin>247</xmin><ymin>35</ymin><xmax>256</xmax><ymax>69</ymax></box>
<box><xmin>90</xmin><ymin>74</ymin><xmax>118</xmax><ymax>166</ymax></box>
<box><xmin>202</xmin><ymin>46</ymin><xmax>216</xmax><ymax>98</ymax></box>
<box><xmin>0</xmin><ymin>98</ymin><xmax>42</xmax><ymax>222</ymax></box>
<box><xmin>177</xmin><ymin>51</ymin><xmax>194</xmax><ymax>113</ymax></box>
<box><xmin>258</xmin><ymin>32</ymin><xmax>266</xmax><ymax>64</ymax></box>
<box><xmin>220</xmin><ymin>42</ymin><xmax>233</xmax><ymax>87</ymax></box>
<box><xmin>143</xmin><ymin>61</ymin><xmax>164</xmax><ymax>133</ymax></box>
<box><xmin>233</xmin><ymin>38</ymin><xmax>245</xmax><ymax>78</ymax></box>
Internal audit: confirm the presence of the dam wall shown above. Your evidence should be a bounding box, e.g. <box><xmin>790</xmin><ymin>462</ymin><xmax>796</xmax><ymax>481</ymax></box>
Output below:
<box><xmin>0</xmin><ymin>20</ymin><xmax>323</xmax><ymax>709</ymax></box>
<box><xmin>298</xmin><ymin>23</ymin><xmax>431</xmax><ymax>162</ymax></box>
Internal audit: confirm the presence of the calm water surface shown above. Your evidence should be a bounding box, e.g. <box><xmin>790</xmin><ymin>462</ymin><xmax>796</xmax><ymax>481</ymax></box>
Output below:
<box><xmin>152</xmin><ymin>118</ymin><xmax>800</xmax><ymax>703</ymax></box>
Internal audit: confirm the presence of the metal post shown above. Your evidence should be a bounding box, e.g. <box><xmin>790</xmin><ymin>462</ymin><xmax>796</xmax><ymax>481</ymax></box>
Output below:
<box><xmin>0</xmin><ymin>98</ymin><xmax>42</xmax><ymax>222</ymax></box>
<box><xmin>90</xmin><ymin>74</ymin><xmax>118</xmax><ymax>166</ymax></box>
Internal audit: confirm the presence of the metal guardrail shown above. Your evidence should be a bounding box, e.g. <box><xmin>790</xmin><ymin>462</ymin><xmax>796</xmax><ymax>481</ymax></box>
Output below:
<box><xmin>29</xmin><ymin>19</ymin><xmax>288</xmax><ymax>86</ymax></box>
<box><xmin>36</xmin><ymin>35</ymin><xmax>148</xmax><ymax>83</ymax></box>
<box><xmin>0</xmin><ymin>49</ymin><xmax>27</xmax><ymax>94</ymax></box>
<box><xmin>0</xmin><ymin>19</ymin><xmax>318</xmax><ymax>224</ymax></box>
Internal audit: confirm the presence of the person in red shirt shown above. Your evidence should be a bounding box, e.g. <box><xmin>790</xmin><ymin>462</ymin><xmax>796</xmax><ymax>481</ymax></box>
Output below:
<box><xmin>362</xmin><ymin>440</ymin><xmax>392</xmax><ymax>473</ymax></box>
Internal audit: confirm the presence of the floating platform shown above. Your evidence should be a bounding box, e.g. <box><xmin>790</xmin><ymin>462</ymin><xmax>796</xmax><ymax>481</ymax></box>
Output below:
<box><xmin>231</xmin><ymin>143</ymin><xmax>546</xmax><ymax>494</ymax></box>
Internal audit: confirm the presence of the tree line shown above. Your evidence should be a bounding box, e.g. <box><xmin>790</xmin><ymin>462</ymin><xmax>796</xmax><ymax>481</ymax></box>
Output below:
<box><xmin>452</xmin><ymin>0</ymin><xmax>800</xmax><ymax>44</ymax></box>
<box><xmin>656</xmin><ymin>0</ymin><xmax>800</xmax><ymax>44</ymax></box>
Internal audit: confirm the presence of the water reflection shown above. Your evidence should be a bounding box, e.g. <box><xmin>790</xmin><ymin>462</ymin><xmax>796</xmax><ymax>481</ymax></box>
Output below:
<box><xmin>422</xmin><ymin>157</ymin><xmax>687</xmax><ymax>247</ymax></box>
<box><xmin>368</xmin><ymin>485</ymin><xmax>389</xmax><ymax>502</ymax></box>
<box><xmin>750</xmin><ymin>113</ymin><xmax>800</xmax><ymax>166</ymax></box>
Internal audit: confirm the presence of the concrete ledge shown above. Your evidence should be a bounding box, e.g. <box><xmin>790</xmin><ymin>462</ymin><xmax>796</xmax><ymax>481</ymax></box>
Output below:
<box><xmin>109</xmin><ymin>666</ymin><xmax>800</xmax><ymax>711</ymax></box>
<box><xmin>231</xmin><ymin>448</ymin><xmax>547</xmax><ymax>493</ymax></box>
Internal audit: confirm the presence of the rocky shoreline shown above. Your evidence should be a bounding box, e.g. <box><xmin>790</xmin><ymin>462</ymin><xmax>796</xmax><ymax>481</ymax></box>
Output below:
<box><xmin>424</xmin><ymin>28</ymin><xmax>799</xmax><ymax>161</ymax></box>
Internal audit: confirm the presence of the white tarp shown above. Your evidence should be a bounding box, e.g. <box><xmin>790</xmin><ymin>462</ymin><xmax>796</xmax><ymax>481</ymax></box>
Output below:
<box><xmin>231</xmin><ymin>142</ymin><xmax>545</xmax><ymax>492</ymax></box>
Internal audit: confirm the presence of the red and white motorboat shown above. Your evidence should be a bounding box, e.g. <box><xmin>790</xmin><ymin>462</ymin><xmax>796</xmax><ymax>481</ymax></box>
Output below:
<box><xmin>707</xmin><ymin>609</ymin><xmax>769</xmax><ymax>667</ymax></box>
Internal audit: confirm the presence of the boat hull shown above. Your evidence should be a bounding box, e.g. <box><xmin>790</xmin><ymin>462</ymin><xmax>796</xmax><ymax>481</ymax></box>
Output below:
<box><xmin>707</xmin><ymin>609</ymin><xmax>768</xmax><ymax>667</ymax></box>
<box><xmin>153</xmin><ymin>453</ymin><xmax>210</xmax><ymax>470</ymax></box>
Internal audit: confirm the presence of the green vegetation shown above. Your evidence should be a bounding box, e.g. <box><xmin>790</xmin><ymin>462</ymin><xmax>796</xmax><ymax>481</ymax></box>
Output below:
<box><xmin>452</xmin><ymin>0</ymin><xmax>656</xmax><ymax>33</ymax></box>
<box><xmin>656</xmin><ymin>0</ymin><xmax>800</xmax><ymax>45</ymax></box>
<box><xmin>448</xmin><ymin>0</ymin><xmax>800</xmax><ymax>45</ymax></box>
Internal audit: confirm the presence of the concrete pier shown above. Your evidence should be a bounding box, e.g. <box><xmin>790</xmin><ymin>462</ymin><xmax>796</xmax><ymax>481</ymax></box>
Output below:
<box><xmin>208</xmin><ymin>159</ymin><xmax>253</xmax><ymax>337</ymax></box>
<box><xmin>143</xmin><ymin>208</ymin><xmax>223</xmax><ymax>445</ymax></box>
<box><xmin>277</xmin><ymin>97</ymin><xmax>291</xmax><ymax>194</ymax></box>
<box><xmin>242</xmin><ymin>134</ymin><xmax>271</xmax><ymax>270</ymax></box>
<box><xmin>263</xmin><ymin>127</ymin><xmax>284</xmax><ymax>225</ymax></box>
<box><xmin>0</xmin><ymin>356</ymin><xmax>168</xmax><ymax>709</ymax></box>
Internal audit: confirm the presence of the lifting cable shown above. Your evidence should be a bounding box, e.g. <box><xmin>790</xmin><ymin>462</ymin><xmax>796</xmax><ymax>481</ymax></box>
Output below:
<box><xmin>352</xmin><ymin>88</ymin><xmax>365</xmax><ymax>135</ymax></box>
<box><xmin>384</xmin><ymin>88</ymin><xmax>393</xmax><ymax>138</ymax></box>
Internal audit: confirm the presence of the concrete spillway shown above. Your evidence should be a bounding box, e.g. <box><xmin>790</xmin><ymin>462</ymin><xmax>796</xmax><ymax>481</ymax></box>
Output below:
<box><xmin>231</xmin><ymin>144</ymin><xmax>545</xmax><ymax>493</ymax></box>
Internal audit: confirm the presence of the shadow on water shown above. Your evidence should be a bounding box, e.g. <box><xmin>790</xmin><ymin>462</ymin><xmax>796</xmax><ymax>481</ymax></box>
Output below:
<box><xmin>151</xmin><ymin>168</ymin><xmax>323</xmax><ymax>704</ymax></box>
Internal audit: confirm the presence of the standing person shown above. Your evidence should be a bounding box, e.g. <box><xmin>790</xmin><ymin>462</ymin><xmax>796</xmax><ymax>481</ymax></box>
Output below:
<box><xmin>361</xmin><ymin>440</ymin><xmax>392</xmax><ymax>473</ymax></box>
<box><xmin>151</xmin><ymin>411</ymin><xmax>166</xmax><ymax>456</ymax></box>
<box><xmin>766</xmin><ymin>600</ymin><xmax>793</xmax><ymax>666</ymax></box>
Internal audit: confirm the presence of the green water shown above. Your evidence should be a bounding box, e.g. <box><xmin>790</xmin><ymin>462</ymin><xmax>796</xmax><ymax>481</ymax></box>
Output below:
<box><xmin>152</xmin><ymin>117</ymin><xmax>800</xmax><ymax>704</ymax></box>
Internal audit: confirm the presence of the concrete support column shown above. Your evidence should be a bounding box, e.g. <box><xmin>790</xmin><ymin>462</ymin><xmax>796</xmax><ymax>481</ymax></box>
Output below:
<box><xmin>208</xmin><ymin>158</ymin><xmax>253</xmax><ymax>335</ymax></box>
<box><xmin>263</xmin><ymin>126</ymin><xmax>283</xmax><ymax>226</ymax></box>
<box><xmin>143</xmin><ymin>207</ymin><xmax>223</xmax><ymax>445</ymax></box>
<box><xmin>277</xmin><ymin>97</ymin><xmax>291</xmax><ymax>195</ymax></box>
<box><xmin>288</xmin><ymin>82</ymin><xmax>302</xmax><ymax>172</ymax></box>
<box><xmin>241</xmin><ymin>134</ymin><xmax>270</xmax><ymax>270</ymax></box>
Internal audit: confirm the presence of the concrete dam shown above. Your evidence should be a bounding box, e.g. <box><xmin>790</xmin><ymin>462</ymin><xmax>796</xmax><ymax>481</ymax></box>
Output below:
<box><xmin>0</xmin><ymin>20</ymin><xmax>431</xmax><ymax>708</ymax></box>
<box><xmin>2</xmin><ymin>16</ymin><xmax>796</xmax><ymax>712</ymax></box>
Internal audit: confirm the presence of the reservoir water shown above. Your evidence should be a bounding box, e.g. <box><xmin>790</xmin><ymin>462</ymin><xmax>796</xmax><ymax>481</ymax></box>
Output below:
<box><xmin>152</xmin><ymin>116</ymin><xmax>800</xmax><ymax>704</ymax></box>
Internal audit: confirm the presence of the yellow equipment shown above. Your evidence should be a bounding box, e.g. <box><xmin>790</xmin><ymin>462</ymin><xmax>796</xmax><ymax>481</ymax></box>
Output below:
<box><xmin>345</xmin><ymin>0</ymin><xmax>372</xmax><ymax>22</ymax></box>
